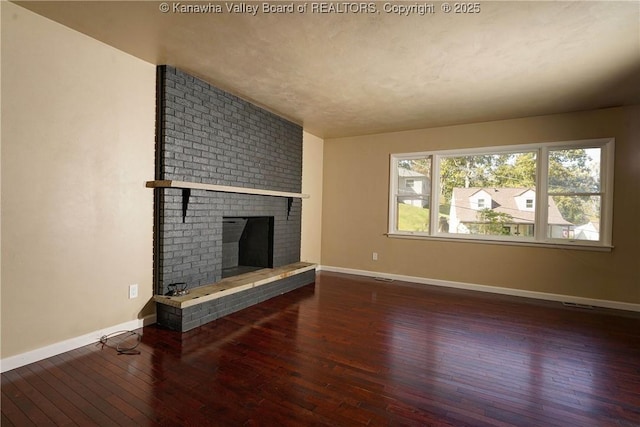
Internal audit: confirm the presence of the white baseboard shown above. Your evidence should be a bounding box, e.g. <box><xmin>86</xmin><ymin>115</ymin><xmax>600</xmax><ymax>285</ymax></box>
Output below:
<box><xmin>1</xmin><ymin>314</ymin><xmax>157</xmax><ymax>373</ymax></box>
<box><xmin>318</xmin><ymin>265</ymin><xmax>640</xmax><ymax>313</ymax></box>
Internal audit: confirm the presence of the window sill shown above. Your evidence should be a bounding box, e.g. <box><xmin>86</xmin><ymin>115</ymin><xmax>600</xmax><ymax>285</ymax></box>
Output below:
<box><xmin>385</xmin><ymin>233</ymin><xmax>613</xmax><ymax>252</ymax></box>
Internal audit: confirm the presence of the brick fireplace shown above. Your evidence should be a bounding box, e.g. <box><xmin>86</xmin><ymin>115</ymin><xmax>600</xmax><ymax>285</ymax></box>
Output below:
<box><xmin>152</xmin><ymin>66</ymin><xmax>315</xmax><ymax>331</ymax></box>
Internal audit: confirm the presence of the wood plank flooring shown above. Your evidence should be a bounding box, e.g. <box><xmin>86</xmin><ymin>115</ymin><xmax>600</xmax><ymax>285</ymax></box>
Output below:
<box><xmin>3</xmin><ymin>272</ymin><xmax>640</xmax><ymax>426</ymax></box>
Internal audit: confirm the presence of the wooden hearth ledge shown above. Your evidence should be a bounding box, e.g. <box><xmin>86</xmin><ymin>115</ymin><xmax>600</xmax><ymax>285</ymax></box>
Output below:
<box><xmin>154</xmin><ymin>262</ymin><xmax>316</xmax><ymax>309</ymax></box>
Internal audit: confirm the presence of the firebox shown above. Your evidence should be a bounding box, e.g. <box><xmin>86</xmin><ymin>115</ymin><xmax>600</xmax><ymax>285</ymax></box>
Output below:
<box><xmin>222</xmin><ymin>216</ymin><xmax>274</xmax><ymax>278</ymax></box>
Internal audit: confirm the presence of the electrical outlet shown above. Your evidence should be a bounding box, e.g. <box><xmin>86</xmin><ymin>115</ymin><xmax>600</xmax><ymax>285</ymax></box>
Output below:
<box><xmin>129</xmin><ymin>284</ymin><xmax>139</xmax><ymax>299</ymax></box>
<box><xmin>372</xmin><ymin>252</ymin><xmax>378</xmax><ymax>261</ymax></box>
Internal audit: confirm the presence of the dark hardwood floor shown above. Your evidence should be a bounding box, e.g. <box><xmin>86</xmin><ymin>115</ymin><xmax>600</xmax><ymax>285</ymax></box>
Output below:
<box><xmin>3</xmin><ymin>272</ymin><xmax>640</xmax><ymax>426</ymax></box>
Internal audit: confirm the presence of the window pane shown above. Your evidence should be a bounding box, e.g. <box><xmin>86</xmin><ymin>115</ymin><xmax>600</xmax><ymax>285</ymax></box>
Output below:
<box><xmin>548</xmin><ymin>195</ymin><xmax>601</xmax><ymax>241</ymax></box>
<box><xmin>548</xmin><ymin>148</ymin><xmax>601</xmax><ymax>194</ymax></box>
<box><xmin>397</xmin><ymin>200</ymin><xmax>430</xmax><ymax>232</ymax></box>
<box><xmin>439</xmin><ymin>152</ymin><xmax>537</xmax><ymax>238</ymax></box>
<box><xmin>396</xmin><ymin>158</ymin><xmax>431</xmax><ymax>232</ymax></box>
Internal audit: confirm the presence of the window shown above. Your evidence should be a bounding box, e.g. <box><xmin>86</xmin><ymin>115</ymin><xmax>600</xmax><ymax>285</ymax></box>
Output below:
<box><xmin>547</xmin><ymin>148</ymin><xmax>604</xmax><ymax>242</ymax></box>
<box><xmin>393</xmin><ymin>157</ymin><xmax>432</xmax><ymax>233</ymax></box>
<box><xmin>389</xmin><ymin>138</ymin><xmax>614</xmax><ymax>249</ymax></box>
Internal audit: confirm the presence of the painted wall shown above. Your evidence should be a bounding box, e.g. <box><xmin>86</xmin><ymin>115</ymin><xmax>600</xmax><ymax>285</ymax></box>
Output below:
<box><xmin>301</xmin><ymin>131</ymin><xmax>324</xmax><ymax>264</ymax></box>
<box><xmin>1</xmin><ymin>3</ymin><xmax>156</xmax><ymax>358</ymax></box>
<box><xmin>321</xmin><ymin>106</ymin><xmax>640</xmax><ymax>304</ymax></box>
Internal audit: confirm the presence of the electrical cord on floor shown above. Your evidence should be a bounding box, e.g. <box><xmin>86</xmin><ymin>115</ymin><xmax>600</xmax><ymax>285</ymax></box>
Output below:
<box><xmin>99</xmin><ymin>330</ymin><xmax>142</xmax><ymax>355</ymax></box>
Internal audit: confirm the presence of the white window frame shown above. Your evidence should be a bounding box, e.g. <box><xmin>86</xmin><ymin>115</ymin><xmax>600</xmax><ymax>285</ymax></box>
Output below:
<box><xmin>388</xmin><ymin>138</ymin><xmax>614</xmax><ymax>251</ymax></box>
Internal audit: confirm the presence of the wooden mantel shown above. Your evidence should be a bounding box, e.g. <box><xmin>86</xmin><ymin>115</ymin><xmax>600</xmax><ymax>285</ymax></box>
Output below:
<box><xmin>146</xmin><ymin>179</ymin><xmax>309</xmax><ymax>222</ymax></box>
<box><xmin>146</xmin><ymin>180</ymin><xmax>310</xmax><ymax>199</ymax></box>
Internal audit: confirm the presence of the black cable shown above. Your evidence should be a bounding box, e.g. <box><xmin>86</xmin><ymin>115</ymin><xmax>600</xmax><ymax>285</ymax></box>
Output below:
<box><xmin>99</xmin><ymin>330</ymin><xmax>142</xmax><ymax>355</ymax></box>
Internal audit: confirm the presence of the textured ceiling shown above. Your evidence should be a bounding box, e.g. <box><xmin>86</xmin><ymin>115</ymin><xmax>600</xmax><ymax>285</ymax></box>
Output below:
<box><xmin>14</xmin><ymin>1</ymin><xmax>640</xmax><ymax>138</ymax></box>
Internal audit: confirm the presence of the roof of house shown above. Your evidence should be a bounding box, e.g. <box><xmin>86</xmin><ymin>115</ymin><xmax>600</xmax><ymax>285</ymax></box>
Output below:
<box><xmin>451</xmin><ymin>187</ymin><xmax>572</xmax><ymax>226</ymax></box>
<box><xmin>398</xmin><ymin>168</ymin><xmax>428</xmax><ymax>178</ymax></box>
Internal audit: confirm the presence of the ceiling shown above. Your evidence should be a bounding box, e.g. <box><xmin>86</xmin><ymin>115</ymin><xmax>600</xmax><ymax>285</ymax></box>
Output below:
<box><xmin>15</xmin><ymin>1</ymin><xmax>640</xmax><ymax>138</ymax></box>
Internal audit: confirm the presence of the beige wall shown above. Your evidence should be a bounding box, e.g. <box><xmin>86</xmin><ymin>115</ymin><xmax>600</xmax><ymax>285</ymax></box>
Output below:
<box><xmin>301</xmin><ymin>131</ymin><xmax>324</xmax><ymax>264</ymax></box>
<box><xmin>322</xmin><ymin>106</ymin><xmax>640</xmax><ymax>304</ymax></box>
<box><xmin>1</xmin><ymin>3</ymin><xmax>156</xmax><ymax>358</ymax></box>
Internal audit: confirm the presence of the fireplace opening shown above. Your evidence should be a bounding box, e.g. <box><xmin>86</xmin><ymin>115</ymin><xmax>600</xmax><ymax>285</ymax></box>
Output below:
<box><xmin>222</xmin><ymin>216</ymin><xmax>274</xmax><ymax>278</ymax></box>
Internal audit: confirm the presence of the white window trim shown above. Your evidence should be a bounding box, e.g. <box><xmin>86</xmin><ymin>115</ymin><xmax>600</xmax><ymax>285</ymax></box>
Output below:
<box><xmin>389</xmin><ymin>138</ymin><xmax>614</xmax><ymax>251</ymax></box>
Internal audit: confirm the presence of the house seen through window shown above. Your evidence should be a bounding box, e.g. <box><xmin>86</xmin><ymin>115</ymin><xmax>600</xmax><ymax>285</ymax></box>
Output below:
<box><xmin>389</xmin><ymin>138</ymin><xmax>613</xmax><ymax>248</ymax></box>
